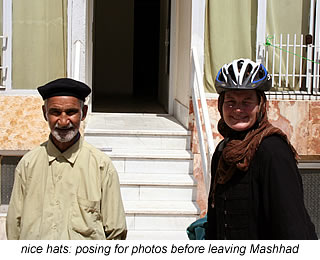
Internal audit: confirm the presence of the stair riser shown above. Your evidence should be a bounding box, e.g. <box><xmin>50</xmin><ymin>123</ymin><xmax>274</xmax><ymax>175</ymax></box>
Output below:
<box><xmin>120</xmin><ymin>186</ymin><xmax>197</xmax><ymax>201</ymax></box>
<box><xmin>85</xmin><ymin>135</ymin><xmax>191</xmax><ymax>150</ymax></box>
<box><xmin>126</xmin><ymin>214</ymin><xmax>198</xmax><ymax>232</ymax></box>
<box><xmin>112</xmin><ymin>158</ymin><xmax>193</xmax><ymax>174</ymax></box>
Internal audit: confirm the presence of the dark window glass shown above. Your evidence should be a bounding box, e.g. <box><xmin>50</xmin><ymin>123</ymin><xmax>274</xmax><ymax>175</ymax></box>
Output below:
<box><xmin>1</xmin><ymin>156</ymin><xmax>21</xmax><ymax>205</ymax></box>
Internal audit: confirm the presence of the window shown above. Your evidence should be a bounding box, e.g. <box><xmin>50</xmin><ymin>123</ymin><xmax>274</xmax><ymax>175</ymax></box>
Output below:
<box><xmin>0</xmin><ymin>156</ymin><xmax>21</xmax><ymax>206</ymax></box>
<box><xmin>300</xmin><ymin>167</ymin><xmax>320</xmax><ymax>237</ymax></box>
<box><xmin>0</xmin><ymin>156</ymin><xmax>21</xmax><ymax>209</ymax></box>
<box><xmin>258</xmin><ymin>0</ymin><xmax>320</xmax><ymax>96</ymax></box>
<box><xmin>204</xmin><ymin>0</ymin><xmax>320</xmax><ymax>97</ymax></box>
<box><xmin>0</xmin><ymin>0</ymin><xmax>68</xmax><ymax>91</ymax></box>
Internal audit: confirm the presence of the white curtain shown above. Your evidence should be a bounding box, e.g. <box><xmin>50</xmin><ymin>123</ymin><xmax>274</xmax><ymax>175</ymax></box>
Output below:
<box><xmin>12</xmin><ymin>0</ymin><xmax>67</xmax><ymax>89</ymax></box>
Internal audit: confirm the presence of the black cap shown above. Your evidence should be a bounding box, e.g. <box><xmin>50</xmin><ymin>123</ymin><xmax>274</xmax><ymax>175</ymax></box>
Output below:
<box><xmin>37</xmin><ymin>78</ymin><xmax>91</xmax><ymax>101</ymax></box>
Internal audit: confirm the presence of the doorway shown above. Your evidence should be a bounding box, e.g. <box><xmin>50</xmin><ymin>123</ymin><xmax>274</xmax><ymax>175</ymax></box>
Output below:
<box><xmin>92</xmin><ymin>0</ymin><xmax>170</xmax><ymax>113</ymax></box>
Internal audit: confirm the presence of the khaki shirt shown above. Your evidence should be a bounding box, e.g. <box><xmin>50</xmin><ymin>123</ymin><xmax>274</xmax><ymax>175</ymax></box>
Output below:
<box><xmin>6</xmin><ymin>136</ymin><xmax>127</xmax><ymax>240</ymax></box>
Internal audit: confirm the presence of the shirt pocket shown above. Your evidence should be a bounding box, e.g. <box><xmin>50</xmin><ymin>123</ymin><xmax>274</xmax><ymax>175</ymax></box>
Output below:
<box><xmin>69</xmin><ymin>197</ymin><xmax>105</xmax><ymax>239</ymax></box>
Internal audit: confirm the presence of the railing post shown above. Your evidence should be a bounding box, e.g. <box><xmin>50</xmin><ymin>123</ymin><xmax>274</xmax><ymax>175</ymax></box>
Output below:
<box><xmin>307</xmin><ymin>0</ymin><xmax>315</xmax><ymax>93</ymax></box>
<box><xmin>256</xmin><ymin>0</ymin><xmax>267</xmax><ymax>64</ymax></box>
<box><xmin>73</xmin><ymin>40</ymin><xmax>81</xmax><ymax>80</ymax></box>
<box><xmin>312</xmin><ymin>0</ymin><xmax>320</xmax><ymax>94</ymax></box>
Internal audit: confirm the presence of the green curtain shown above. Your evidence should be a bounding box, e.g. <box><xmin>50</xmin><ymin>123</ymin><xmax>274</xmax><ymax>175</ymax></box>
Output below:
<box><xmin>204</xmin><ymin>0</ymin><xmax>310</xmax><ymax>93</ymax></box>
<box><xmin>204</xmin><ymin>0</ymin><xmax>257</xmax><ymax>93</ymax></box>
<box><xmin>12</xmin><ymin>0</ymin><xmax>67</xmax><ymax>89</ymax></box>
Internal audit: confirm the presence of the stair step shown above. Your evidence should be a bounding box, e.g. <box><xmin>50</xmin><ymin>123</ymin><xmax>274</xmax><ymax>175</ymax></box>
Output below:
<box><xmin>113</xmin><ymin>158</ymin><xmax>193</xmax><ymax>174</ymax></box>
<box><xmin>126</xmin><ymin>230</ymin><xmax>189</xmax><ymax>240</ymax></box>
<box><xmin>119</xmin><ymin>173</ymin><xmax>196</xmax><ymax>186</ymax></box>
<box><xmin>126</xmin><ymin>214</ymin><xmax>197</xmax><ymax>231</ymax></box>
<box><xmin>85</xmin><ymin>113</ymin><xmax>189</xmax><ymax>133</ymax></box>
<box><xmin>84</xmin><ymin>114</ymin><xmax>191</xmax><ymax>150</ymax></box>
<box><xmin>121</xmin><ymin>186</ymin><xmax>196</xmax><ymax>201</ymax></box>
<box><xmin>85</xmin><ymin>134</ymin><xmax>191</xmax><ymax>151</ymax></box>
<box><xmin>106</xmin><ymin>149</ymin><xmax>193</xmax><ymax>159</ymax></box>
<box><xmin>85</xmin><ymin>128</ymin><xmax>190</xmax><ymax>136</ymax></box>
<box><xmin>123</xmin><ymin>200</ymin><xmax>199</xmax><ymax>215</ymax></box>
<box><xmin>120</xmin><ymin>173</ymin><xmax>197</xmax><ymax>201</ymax></box>
<box><xmin>109</xmin><ymin>150</ymin><xmax>193</xmax><ymax>174</ymax></box>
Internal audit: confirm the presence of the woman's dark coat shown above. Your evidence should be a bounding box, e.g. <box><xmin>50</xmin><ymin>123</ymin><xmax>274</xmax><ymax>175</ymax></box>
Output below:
<box><xmin>205</xmin><ymin>135</ymin><xmax>318</xmax><ymax>240</ymax></box>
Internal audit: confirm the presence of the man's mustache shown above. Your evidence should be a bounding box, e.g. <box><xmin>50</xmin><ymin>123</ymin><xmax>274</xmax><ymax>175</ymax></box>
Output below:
<box><xmin>54</xmin><ymin>122</ymin><xmax>74</xmax><ymax>130</ymax></box>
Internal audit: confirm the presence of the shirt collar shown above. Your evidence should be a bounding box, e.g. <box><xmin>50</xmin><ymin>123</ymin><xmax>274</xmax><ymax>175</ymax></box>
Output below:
<box><xmin>47</xmin><ymin>135</ymin><xmax>83</xmax><ymax>164</ymax></box>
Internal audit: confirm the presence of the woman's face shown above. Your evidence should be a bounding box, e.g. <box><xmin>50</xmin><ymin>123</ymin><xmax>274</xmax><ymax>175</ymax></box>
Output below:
<box><xmin>222</xmin><ymin>90</ymin><xmax>260</xmax><ymax>132</ymax></box>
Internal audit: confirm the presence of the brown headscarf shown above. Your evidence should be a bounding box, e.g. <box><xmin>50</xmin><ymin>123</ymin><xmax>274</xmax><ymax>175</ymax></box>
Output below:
<box><xmin>212</xmin><ymin>91</ymin><xmax>299</xmax><ymax>193</ymax></box>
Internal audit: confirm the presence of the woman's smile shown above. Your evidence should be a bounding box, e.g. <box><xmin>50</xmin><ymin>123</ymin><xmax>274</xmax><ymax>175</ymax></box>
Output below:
<box><xmin>222</xmin><ymin>90</ymin><xmax>260</xmax><ymax>132</ymax></box>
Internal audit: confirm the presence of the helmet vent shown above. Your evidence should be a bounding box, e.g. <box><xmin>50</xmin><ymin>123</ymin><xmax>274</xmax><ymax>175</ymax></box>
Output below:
<box><xmin>227</xmin><ymin>66</ymin><xmax>237</xmax><ymax>83</ymax></box>
<box><xmin>243</xmin><ymin>63</ymin><xmax>253</xmax><ymax>81</ymax></box>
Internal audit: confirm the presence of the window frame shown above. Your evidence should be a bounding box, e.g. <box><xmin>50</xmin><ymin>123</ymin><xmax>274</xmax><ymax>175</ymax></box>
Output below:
<box><xmin>1</xmin><ymin>0</ymin><xmax>12</xmax><ymax>91</ymax></box>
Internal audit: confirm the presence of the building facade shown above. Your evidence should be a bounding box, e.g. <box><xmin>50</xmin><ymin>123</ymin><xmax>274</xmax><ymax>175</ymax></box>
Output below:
<box><xmin>0</xmin><ymin>0</ymin><xmax>319</xmax><ymax>239</ymax></box>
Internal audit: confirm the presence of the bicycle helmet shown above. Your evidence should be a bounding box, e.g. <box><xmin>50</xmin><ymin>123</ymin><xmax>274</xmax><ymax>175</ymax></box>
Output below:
<box><xmin>215</xmin><ymin>58</ymin><xmax>271</xmax><ymax>94</ymax></box>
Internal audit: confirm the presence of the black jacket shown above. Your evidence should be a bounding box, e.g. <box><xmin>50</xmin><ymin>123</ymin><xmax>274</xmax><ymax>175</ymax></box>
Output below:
<box><xmin>205</xmin><ymin>135</ymin><xmax>318</xmax><ymax>240</ymax></box>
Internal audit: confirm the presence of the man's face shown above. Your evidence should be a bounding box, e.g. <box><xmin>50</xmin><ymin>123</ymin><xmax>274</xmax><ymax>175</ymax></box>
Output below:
<box><xmin>222</xmin><ymin>90</ymin><xmax>260</xmax><ymax>132</ymax></box>
<box><xmin>43</xmin><ymin>96</ymin><xmax>87</xmax><ymax>143</ymax></box>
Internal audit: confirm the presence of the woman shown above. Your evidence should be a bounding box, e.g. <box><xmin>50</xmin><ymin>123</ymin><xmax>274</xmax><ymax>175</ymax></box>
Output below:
<box><xmin>205</xmin><ymin>58</ymin><xmax>317</xmax><ymax>239</ymax></box>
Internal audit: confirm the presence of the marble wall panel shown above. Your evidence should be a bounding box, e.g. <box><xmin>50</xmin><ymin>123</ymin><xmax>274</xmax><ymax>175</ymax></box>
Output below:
<box><xmin>192</xmin><ymin>153</ymin><xmax>208</xmax><ymax>218</ymax></box>
<box><xmin>309</xmin><ymin>101</ymin><xmax>320</xmax><ymax>155</ymax></box>
<box><xmin>267</xmin><ymin>100</ymin><xmax>309</xmax><ymax>155</ymax></box>
<box><xmin>189</xmin><ymin>98</ymin><xmax>320</xmax><ymax>214</ymax></box>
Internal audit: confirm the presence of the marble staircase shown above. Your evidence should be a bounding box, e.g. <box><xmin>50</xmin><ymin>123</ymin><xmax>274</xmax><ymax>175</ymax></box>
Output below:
<box><xmin>84</xmin><ymin>113</ymin><xmax>199</xmax><ymax>240</ymax></box>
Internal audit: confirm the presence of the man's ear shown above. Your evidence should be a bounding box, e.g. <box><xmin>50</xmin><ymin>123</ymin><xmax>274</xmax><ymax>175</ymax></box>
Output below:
<box><xmin>81</xmin><ymin>105</ymin><xmax>88</xmax><ymax>121</ymax></box>
<box><xmin>42</xmin><ymin>105</ymin><xmax>48</xmax><ymax>121</ymax></box>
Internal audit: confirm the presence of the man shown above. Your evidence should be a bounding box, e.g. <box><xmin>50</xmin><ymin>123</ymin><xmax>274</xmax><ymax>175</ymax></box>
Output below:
<box><xmin>6</xmin><ymin>78</ymin><xmax>127</xmax><ymax>240</ymax></box>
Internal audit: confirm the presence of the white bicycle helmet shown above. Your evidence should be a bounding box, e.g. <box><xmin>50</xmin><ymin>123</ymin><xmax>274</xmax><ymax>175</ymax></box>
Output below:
<box><xmin>215</xmin><ymin>58</ymin><xmax>271</xmax><ymax>94</ymax></box>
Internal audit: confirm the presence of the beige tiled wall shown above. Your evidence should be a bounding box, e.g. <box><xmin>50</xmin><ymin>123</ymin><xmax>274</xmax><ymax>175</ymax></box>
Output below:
<box><xmin>0</xmin><ymin>96</ymin><xmax>49</xmax><ymax>151</ymax></box>
<box><xmin>0</xmin><ymin>96</ymin><xmax>87</xmax><ymax>152</ymax></box>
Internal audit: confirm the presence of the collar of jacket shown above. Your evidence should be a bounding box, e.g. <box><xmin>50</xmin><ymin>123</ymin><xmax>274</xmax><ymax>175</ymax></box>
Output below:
<box><xmin>46</xmin><ymin>134</ymin><xmax>82</xmax><ymax>165</ymax></box>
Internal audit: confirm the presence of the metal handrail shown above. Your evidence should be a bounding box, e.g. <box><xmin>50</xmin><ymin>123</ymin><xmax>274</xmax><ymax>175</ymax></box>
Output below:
<box><xmin>191</xmin><ymin>47</ymin><xmax>215</xmax><ymax>195</ymax></box>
